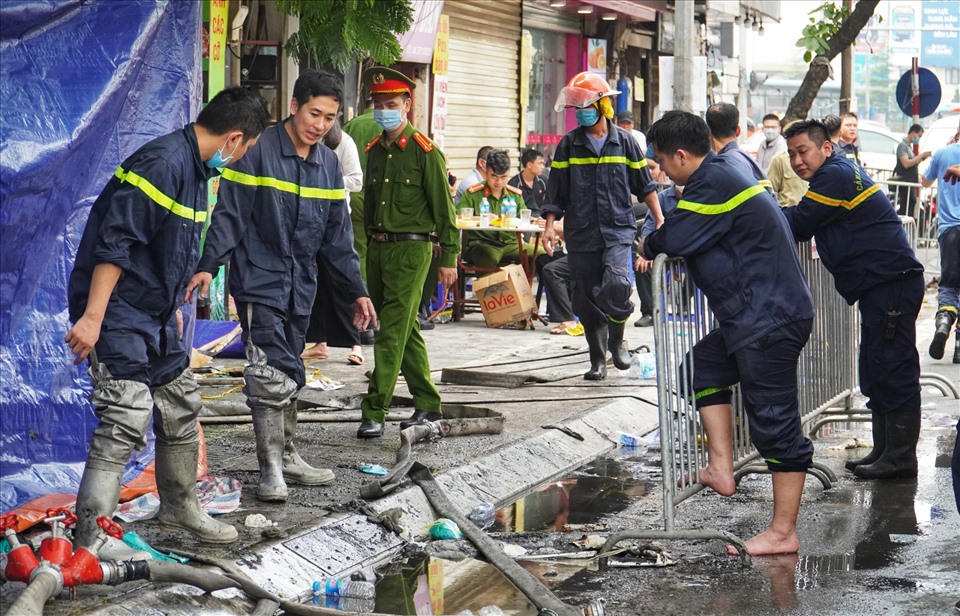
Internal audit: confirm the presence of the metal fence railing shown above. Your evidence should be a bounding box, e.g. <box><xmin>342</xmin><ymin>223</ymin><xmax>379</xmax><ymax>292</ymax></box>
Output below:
<box><xmin>600</xmin><ymin>215</ymin><xmax>958</xmax><ymax>568</ymax></box>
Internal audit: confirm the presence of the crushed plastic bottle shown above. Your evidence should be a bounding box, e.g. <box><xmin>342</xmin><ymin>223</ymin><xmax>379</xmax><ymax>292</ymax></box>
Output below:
<box><xmin>428</xmin><ymin>518</ymin><xmax>464</xmax><ymax>540</ymax></box>
<box><xmin>467</xmin><ymin>502</ymin><xmax>496</xmax><ymax>529</ymax></box>
<box><xmin>625</xmin><ymin>349</ymin><xmax>656</xmax><ymax>379</ymax></box>
<box><xmin>619</xmin><ymin>432</ymin><xmax>642</xmax><ymax>447</ymax></box>
<box><xmin>312</xmin><ymin>576</ymin><xmax>376</xmax><ymax>599</ymax></box>
<box><xmin>478</xmin><ymin>606</ymin><xmax>506</xmax><ymax>616</ymax></box>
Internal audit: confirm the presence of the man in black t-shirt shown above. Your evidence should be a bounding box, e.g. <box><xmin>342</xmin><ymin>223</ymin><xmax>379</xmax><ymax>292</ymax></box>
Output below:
<box><xmin>508</xmin><ymin>148</ymin><xmax>547</xmax><ymax>218</ymax></box>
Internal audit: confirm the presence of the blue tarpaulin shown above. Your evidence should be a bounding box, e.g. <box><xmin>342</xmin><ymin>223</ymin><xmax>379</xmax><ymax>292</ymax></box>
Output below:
<box><xmin>0</xmin><ymin>0</ymin><xmax>201</xmax><ymax>526</ymax></box>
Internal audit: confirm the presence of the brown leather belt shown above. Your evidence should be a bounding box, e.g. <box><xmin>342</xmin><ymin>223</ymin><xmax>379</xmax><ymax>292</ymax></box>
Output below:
<box><xmin>369</xmin><ymin>232</ymin><xmax>432</xmax><ymax>243</ymax></box>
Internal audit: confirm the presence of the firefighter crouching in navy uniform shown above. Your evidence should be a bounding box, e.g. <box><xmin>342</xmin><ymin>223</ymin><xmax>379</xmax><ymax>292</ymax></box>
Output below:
<box><xmin>542</xmin><ymin>71</ymin><xmax>663</xmax><ymax>381</ymax></box>
<box><xmin>782</xmin><ymin>120</ymin><xmax>924</xmax><ymax>480</ymax></box>
<box><xmin>457</xmin><ymin>149</ymin><xmax>535</xmax><ymax>268</ymax></box>
<box><xmin>187</xmin><ymin>71</ymin><xmax>376</xmax><ymax>502</ymax></box>
<box><xmin>356</xmin><ymin>67</ymin><xmax>460</xmax><ymax>439</ymax></box>
<box><xmin>640</xmin><ymin>111</ymin><xmax>816</xmax><ymax>556</ymax></box>
<box><xmin>65</xmin><ymin>88</ymin><xmax>268</xmax><ymax>547</ymax></box>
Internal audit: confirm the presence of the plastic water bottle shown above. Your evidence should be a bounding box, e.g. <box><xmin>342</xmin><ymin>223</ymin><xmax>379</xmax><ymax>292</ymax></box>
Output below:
<box><xmin>479</xmin><ymin>197</ymin><xmax>491</xmax><ymax>216</ymax></box>
<box><xmin>312</xmin><ymin>577</ymin><xmax>376</xmax><ymax>599</ymax></box>
<box><xmin>502</xmin><ymin>197</ymin><xmax>517</xmax><ymax>227</ymax></box>
<box><xmin>467</xmin><ymin>502</ymin><xmax>496</xmax><ymax>529</ymax></box>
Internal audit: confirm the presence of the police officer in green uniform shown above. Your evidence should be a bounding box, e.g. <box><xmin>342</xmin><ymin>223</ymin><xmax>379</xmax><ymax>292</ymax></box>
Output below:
<box><xmin>343</xmin><ymin>99</ymin><xmax>380</xmax><ymax>282</ymax></box>
<box><xmin>458</xmin><ymin>149</ymin><xmax>535</xmax><ymax>268</ymax></box>
<box><xmin>357</xmin><ymin>67</ymin><xmax>460</xmax><ymax>439</ymax></box>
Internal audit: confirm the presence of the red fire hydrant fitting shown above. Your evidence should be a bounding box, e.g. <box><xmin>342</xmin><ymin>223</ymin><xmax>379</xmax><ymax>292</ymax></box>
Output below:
<box><xmin>60</xmin><ymin>516</ymin><xmax>124</xmax><ymax>587</ymax></box>
<box><xmin>1</xmin><ymin>513</ymin><xmax>39</xmax><ymax>584</ymax></box>
<box><xmin>38</xmin><ymin>507</ymin><xmax>76</xmax><ymax>567</ymax></box>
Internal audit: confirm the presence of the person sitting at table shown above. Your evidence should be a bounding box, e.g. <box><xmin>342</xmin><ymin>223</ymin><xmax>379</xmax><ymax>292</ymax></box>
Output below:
<box><xmin>458</xmin><ymin>149</ymin><xmax>535</xmax><ymax>268</ymax></box>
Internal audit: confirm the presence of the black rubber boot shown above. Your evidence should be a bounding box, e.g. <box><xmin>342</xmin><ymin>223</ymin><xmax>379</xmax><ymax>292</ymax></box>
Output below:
<box><xmin>583</xmin><ymin>324</ymin><xmax>609</xmax><ymax>381</ymax></box>
<box><xmin>399</xmin><ymin>409</ymin><xmax>443</xmax><ymax>430</ymax></box>
<box><xmin>607</xmin><ymin>319</ymin><xmax>632</xmax><ymax>370</ymax></box>
<box><xmin>357</xmin><ymin>418</ymin><xmax>385</xmax><ymax>439</ymax></box>
<box><xmin>854</xmin><ymin>413</ymin><xmax>921</xmax><ymax>479</ymax></box>
<box><xmin>844</xmin><ymin>411</ymin><xmax>886</xmax><ymax>471</ymax></box>
<box><xmin>930</xmin><ymin>310</ymin><xmax>957</xmax><ymax>360</ymax></box>
<box><xmin>953</xmin><ymin>331</ymin><xmax>960</xmax><ymax>364</ymax></box>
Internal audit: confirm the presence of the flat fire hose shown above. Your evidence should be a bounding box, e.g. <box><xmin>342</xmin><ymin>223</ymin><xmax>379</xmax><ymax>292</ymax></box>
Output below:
<box><xmin>407</xmin><ymin>461</ymin><xmax>582</xmax><ymax>616</ymax></box>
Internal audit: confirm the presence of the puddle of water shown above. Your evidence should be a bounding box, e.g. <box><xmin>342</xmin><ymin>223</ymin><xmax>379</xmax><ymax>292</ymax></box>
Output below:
<box><xmin>493</xmin><ymin>456</ymin><xmax>655</xmax><ymax>533</ymax></box>
<box><xmin>371</xmin><ymin>554</ymin><xmax>537</xmax><ymax>615</ymax></box>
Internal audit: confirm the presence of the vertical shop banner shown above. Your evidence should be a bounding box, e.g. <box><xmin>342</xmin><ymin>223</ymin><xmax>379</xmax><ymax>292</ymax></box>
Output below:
<box><xmin>432</xmin><ymin>14</ymin><xmax>449</xmax><ymax>74</ymax></box>
<box><xmin>207</xmin><ymin>0</ymin><xmax>229</xmax><ymax>98</ymax></box>
<box><xmin>399</xmin><ymin>0</ymin><xmax>444</xmax><ymax>63</ymax></box>
<box><xmin>921</xmin><ymin>0</ymin><xmax>960</xmax><ymax>67</ymax></box>
<box><xmin>431</xmin><ymin>74</ymin><xmax>448</xmax><ymax>151</ymax></box>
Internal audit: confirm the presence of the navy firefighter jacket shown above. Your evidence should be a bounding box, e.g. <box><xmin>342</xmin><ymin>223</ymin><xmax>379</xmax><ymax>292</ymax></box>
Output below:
<box><xmin>717</xmin><ymin>141</ymin><xmax>773</xmax><ymax>194</ymax></box>
<box><xmin>198</xmin><ymin>119</ymin><xmax>365</xmax><ymax>316</ymax></box>
<box><xmin>542</xmin><ymin>119</ymin><xmax>658</xmax><ymax>251</ymax></box>
<box><xmin>781</xmin><ymin>152</ymin><xmax>922</xmax><ymax>304</ymax></box>
<box><xmin>643</xmin><ymin>151</ymin><xmax>814</xmax><ymax>353</ymax></box>
<box><xmin>69</xmin><ymin>125</ymin><xmax>216</xmax><ymax>325</ymax></box>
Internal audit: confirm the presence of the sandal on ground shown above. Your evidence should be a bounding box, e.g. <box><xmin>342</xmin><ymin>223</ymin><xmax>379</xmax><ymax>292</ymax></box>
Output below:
<box><xmin>301</xmin><ymin>344</ymin><xmax>329</xmax><ymax>360</ymax></box>
<box><xmin>347</xmin><ymin>351</ymin><xmax>364</xmax><ymax>366</ymax></box>
<box><xmin>550</xmin><ymin>321</ymin><xmax>577</xmax><ymax>335</ymax></box>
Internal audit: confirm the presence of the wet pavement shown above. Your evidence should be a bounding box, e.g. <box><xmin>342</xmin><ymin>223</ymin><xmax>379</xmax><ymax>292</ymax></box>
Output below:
<box><xmin>2</xmin><ymin>290</ymin><xmax>958</xmax><ymax>615</ymax></box>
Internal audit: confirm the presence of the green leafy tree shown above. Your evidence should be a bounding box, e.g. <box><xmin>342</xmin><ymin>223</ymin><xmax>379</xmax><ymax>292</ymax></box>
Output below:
<box><xmin>785</xmin><ymin>0</ymin><xmax>880</xmax><ymax>122</ymax></box>
<box><xmin>276</xmin><ymin>0</ymin><xmax>414</xmax><ymax>71</ymax></box>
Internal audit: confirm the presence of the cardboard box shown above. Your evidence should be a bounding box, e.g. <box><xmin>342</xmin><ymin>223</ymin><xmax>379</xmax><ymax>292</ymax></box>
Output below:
<box><xmin>472</xmin><ymin>264</ymin><xmax>537</xmax><ymax>327</ymax></box>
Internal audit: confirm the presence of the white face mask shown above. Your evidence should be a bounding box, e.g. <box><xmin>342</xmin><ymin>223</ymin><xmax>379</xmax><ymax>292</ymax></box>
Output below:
<box><xmin>763</xmin><ymin>128</ymin><xmax>779</xmax><ymax>142</ymax></box>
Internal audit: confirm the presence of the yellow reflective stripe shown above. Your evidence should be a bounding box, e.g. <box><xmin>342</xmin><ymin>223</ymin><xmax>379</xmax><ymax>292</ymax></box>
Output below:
<box><xmin>677</xmin><ymin>184</ymin><xmax>766</xmax><ymax>215</ymax></box>
<box><xmin>563</xmin><ymin>155</ymin><xmax>647</xmax><ymax>168</ymax></box>
<box><xmin>846</xmin><ymin>183</ymin><xmax>879</xmax><ymax>209</ymax></box>
<box><xmin>551</xmin><ymin>160</ymin><xmax>570</xmax><ymax>169</ymax></box>
<box><xmin>220</xmin><ymin>168</ymin><xmax>347</xmax><ymax>200</ymax></box>
<box><xmin>759</xmin><ymin>179</ymin><xmax>772</xmax><ymax>188</ymax></box>
<box><xmin>113</xmin><ymin>167</ymin><xmax>206</xmax><ymax>223</ymax></box>
<box><xmin>804</xmin><ymin>190</ymin><xmax>844</xmax><ymax>207</ymax></box>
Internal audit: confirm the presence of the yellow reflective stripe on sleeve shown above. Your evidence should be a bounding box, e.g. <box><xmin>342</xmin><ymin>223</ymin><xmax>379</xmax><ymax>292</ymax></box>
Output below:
<box><xmin>846</xmin><ymin>183</ymin><xmax>879</xmax><ymax>208</ymax></box>
<box><xmin>759</xmin><ymin>179</ymin><xmax>772</xmax><ymax>188</ymax></box>
<box><xmin>551</xmin><ymin>160</ymin><xmax>570</xmax><ymax>169</ymax></box>
<box><xmin>220</xmin><ymin>168</ymin><xmax>347</xmax><ymax>200</ymax></box>
<box><xmin>804</xmin><ymin>190</ymin><xmax>844</xmax><ymax>207</ymax></box>
<box><xmin>677</xmin><ymin>184</ymin><xmax>766</xmax><ymax>215</ymax></box>
<box><xmin>113</xmin><ymin>167</ymin><xmax>206</xmax><ymax>223</ymax></box>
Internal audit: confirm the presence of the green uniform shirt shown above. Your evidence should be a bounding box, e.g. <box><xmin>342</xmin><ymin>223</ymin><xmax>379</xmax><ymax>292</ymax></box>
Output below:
<box><xmin>363</xmin><ymin>122</ymin><xmax>460</xmax><ymax>268</ymax></box>
<box><xmin>343</xmin><ymin>107</ymin><xmax>380</xmax><ymax>175</ymax></box>
<box><xmin>458</xmin><ymin>183</ymin><xmax>527</xmax><ymax>247</ymax></box>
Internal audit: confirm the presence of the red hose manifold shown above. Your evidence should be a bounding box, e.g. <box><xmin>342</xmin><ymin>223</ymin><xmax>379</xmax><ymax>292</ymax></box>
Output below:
<box><xmin>38</xmin><ymin>507</ymin><xmax>77</xmax><ymax>566</ymax></box>
<box><xmin>1</xmin><ymin>513</ymin><xmax>39</xmax><ymax>584</ymax></box>
<box><xmin>60</xmin><ymin>516</ymin><xmax>123</xmax><ymax>587</ymax></box>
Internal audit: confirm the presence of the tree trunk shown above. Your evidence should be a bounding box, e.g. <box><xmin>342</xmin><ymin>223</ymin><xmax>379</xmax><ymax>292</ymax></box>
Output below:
<box><xmin>784</xmin><ymin>0</ymin><xmax>880</xmax><ymax>122</ymax></box>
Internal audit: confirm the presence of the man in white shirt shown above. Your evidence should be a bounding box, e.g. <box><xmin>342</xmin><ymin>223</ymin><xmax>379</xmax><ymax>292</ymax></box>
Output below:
<box><xmin>755</xmin><ymin>113</ymin><xmax>787</xmax><ymax>174</ymax></box>
<box><xmin>616</xmin><ymin>110</ymin><xmax>647</xmax><ymax>153</ymax></box>
<box><xmin>455</xmin><ymin>145</ymin><xmax>493</xmax><ymax>204</ymax></box>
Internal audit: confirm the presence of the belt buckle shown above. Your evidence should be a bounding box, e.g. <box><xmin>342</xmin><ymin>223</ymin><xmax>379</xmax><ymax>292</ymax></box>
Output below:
<box><xmin>372</xmin><ymin>233</ymin><xmax>388</xmax><ymax>243</ymax></box>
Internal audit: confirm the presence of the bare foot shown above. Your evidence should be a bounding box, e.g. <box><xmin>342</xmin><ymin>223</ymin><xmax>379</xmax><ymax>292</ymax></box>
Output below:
<box><xmin>683</xmin><ymin>464</ymin><xmax>736</xmax><ymax>496</ymax></box>
<box><xmin>726</xmin><ymin>527</ymin><xmax>799</xmax><ymax>556</ymax></box>
<box><xmin>301</xmin><ymin>343</ymin><xmax>329</xmax><ymax>360</ymax></box>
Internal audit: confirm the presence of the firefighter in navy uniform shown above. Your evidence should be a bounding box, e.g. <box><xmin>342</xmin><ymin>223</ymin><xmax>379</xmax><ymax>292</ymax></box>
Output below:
<box><xmin>66</xmin><ymin>87</ymin><xmax>267</xmax><ymax>548</ymax></box>
<box><xmin>782</xmin><ymin>119</ymin><xmax>924</xmax><ymax>480</ymax></box>
<box><xmin>641</xmin><ymin>111</ymin><xmax>815</xmax><ymax>556</ymax></box>
<box><xmin>357</xmin><ymin>67</ymin><xmax>460</xmax><ymax>439</ymax></box>
<box><xmin>188</xmin><ymin>71</ymin><xmax>376</xmax><ymax>501</ymax></box>
<box><xmin>542</xmin><ymin>71</ymin><xmax>663</xmax><ymax>381</ymax></box>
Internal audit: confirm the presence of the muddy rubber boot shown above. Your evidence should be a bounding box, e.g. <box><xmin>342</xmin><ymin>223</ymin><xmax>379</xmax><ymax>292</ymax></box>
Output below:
<box><xmin>155</xmin><ymin>443</ymin><xmax>238</xmax><ymax>543</ymax></box>
<box><xmin>73</xmin><ymin>459</ymin><xmax>125</xmax><ymax>550</ymax></box>
<box><xmin>583</xmin><ymin>324</ymin><xmax>609</xmax><ymax>381</ymax></box>
<box><xmin>953</xmin><ymin>331</ymin><xmax>960</xmax><ymax>364</ymax></box>
<box><xmin>607</xmin><ymin>318</ymin><xmax>632</xmax><ymax>370</ymax></box>
<box><xmin>282</xmin><ymin>406</ymin><xmax>334</xmax><ymax>486</ymax></box>
<box><xmin>854</xmin><ymin>413</ymin><xmax>921</xmax><ymax>480</ymax></box>
<box><xmin>252</xmin><ymin>407</ymin><xmax>288</xmax><ymax>502</ymax></box>
<box><xmin>929</xmin><ymin>310</ymin><xmax>957</xmax><ymax>360</ymax></box>
<box><xmin>844</xmin><ymin>411</ymin><xmax>886</xmax><ymax>471</ymax></box>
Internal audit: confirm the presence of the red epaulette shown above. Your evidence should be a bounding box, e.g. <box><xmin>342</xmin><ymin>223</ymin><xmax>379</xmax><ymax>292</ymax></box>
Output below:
<box><xmin>505</xmin><ymin>184</ymin><xmax>523</xmax><ymax>195</ymax></box>
<box><xmin>413</xmin><ymin>132</ymin><xmax>434</xmax><ymax>153</ymax></box>
<box><xmin>467</xmin><ymin>183</ymin><xmax>485</xmax><ymax>194</ymax></box>
<box><xmin>364</xmin><ymin>135</ymin><xmax>381</xmax><ymax>153</ymax></box>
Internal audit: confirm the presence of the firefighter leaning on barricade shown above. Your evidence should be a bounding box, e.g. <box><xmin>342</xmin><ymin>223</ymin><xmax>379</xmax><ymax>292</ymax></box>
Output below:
<box><xmin>65</xmin><ymin>87</ymin><xmax>268</xmax><ymax>547</ymax></box>
<box><xmin>542</xmin><ymin>71</ymin><xmax>663</xmax><ymax>381</ymax></box>
<box><xmin>186</xmin><ymin>71</ymin><xmax>376</xmax><ymax>502</ymax></box>
<box><xmin>782</xmin><ymin>119</ymin><xmax>924</xmax><ymax>481</ymax></box>
<box><xmin>639</xmin><ymin>111</ymin><xmax>815</xmax><ymax>556</ymax></box>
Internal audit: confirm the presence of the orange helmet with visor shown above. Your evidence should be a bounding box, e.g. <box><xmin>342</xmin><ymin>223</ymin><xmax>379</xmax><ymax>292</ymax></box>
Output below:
<box><xmin>554</xmin><ymin>72</ymin><xmax>620</xmax><ymax>112</ymax></box>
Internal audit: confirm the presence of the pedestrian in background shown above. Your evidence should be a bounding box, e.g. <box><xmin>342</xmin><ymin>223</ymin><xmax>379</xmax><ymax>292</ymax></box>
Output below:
<box><xmin>544</xmin><ymin>71</ymin><xmax>662</xmax><ymax>381</ymax></box>
<box><xmin>756</xmin><ymin>113</ymin><xmax>787</xmax><ymax>174</ymax></box>
<box><xmin>836</xmin><ymin>112</ymin><xmax>861</xmax><ymax>166</ymax></box>
<box><xmin>357</xmin><ymin>66</ymin><xmax>459</xmax><ymax>439</ymax></box>
<box><xmin>892</xmin><ymin>123</ymin><xmax>932</xmax><ymax>219</ymax></box>
<box><xmin>66</xmin><ymin>87</ymin><xmax>267</xmax><ymax>547</ymax></box>
<box><xmin>190</xmin><ymin>71</ymin><xmax>375</xmax><ymax>500</ymax></box>
<box><xmin>706</xmin><ymin>102</ymin><xmax>773</xmax><ymax>193</ymax></box>
<box><xmin>641</xmin><ymin>111</ymin><xmax>815</xmax><ymax>556</ymax></box>
<box><xmin>342</xmin><ymin>96</ymin><xmax>380</xmax><ymax>283</ymax></box>
<box><xmin>508</xmin><ymin>148</ymin><xmax>547</xmax><ymax>218</ymax></box>
<box><xmin>455</xmin><ymin>145</ymin><xmax>493</xmax><ymax>204</ymax></box>
<box><xmin>783</xmin><ymin>119</ymin><xmax>923</xmax><ymax>480</ymax></box>
<box><xmin>920</xmin><ymin>120</ymin><xmax>960</xmax><ymax>364</ymax></box>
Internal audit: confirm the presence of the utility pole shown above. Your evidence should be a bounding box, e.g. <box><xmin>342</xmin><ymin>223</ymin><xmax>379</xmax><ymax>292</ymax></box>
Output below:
<box><xmin>840</xmin><ymin>0</ymin><xmax>853</xmax><ymax>113</ymax></box>
<box><xmin>674</xmin><ymin>0</ymin><xmax>696</xmax><ymax>111</ymax></box>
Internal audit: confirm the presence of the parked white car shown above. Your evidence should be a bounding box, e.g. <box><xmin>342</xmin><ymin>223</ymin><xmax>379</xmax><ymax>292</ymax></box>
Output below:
<box><xmin>918</xmin><ymin>115</ymin><xmax>960</xmax><ymax>178</ymax></box>
<box><xmin>857</xmin><ymin>121</ymin><xmax>903</xmax><ymax>175</ymax></box>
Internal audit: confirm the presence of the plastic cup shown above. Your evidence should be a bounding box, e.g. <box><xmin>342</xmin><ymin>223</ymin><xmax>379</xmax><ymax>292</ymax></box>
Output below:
<box><xmin>520</xmin><ymin>209</ymin><xmax>532</xmax><ymax>225</ymax></box>
<box><xmin>479</xmin><ymin>213</ymin><xmax>492</xmax><ymax>227</ymax></box>
<box><xmin>460</xmin><ymin>207</ymin><xmax>474</xmax><ymax>219</ymax></box>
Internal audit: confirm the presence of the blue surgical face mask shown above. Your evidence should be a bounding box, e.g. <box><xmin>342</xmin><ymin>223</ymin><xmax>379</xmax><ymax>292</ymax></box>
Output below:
<box><xmin>575</xmin><ymin>107</ymin><xmax>600</xmax><ymax>127</ymax></box>
<box><xmin>206</xmin><ymin>137</ymin><xmax>240</xmax><ymax>168</ymax></box>
<box><xmin>912</xmin><ymin>136</ymin><xmax>920</xmax><ymax>145</ymax></box>
<box><xmin>374</xmin><ymin>109</ymin><xmax>404</xmax><ymax>131</ymax></box>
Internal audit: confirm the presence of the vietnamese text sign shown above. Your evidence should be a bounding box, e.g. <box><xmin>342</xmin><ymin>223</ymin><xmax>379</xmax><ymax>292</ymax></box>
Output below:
<box><xmin>921</xmin><ymin>0</ymin><xmax>959</xmax><ymax>67</ymax></box>
<box><xmin>432</xmin><ymin>14</ymin><xmax>449</xmax><ymax>74</ymax></box>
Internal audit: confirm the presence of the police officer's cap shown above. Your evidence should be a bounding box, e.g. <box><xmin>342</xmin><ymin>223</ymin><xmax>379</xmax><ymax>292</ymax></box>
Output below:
<box><xmin>362</xmin><ymin>67</ymin><xmax>416</xmax><ymax>98</ymax></box>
